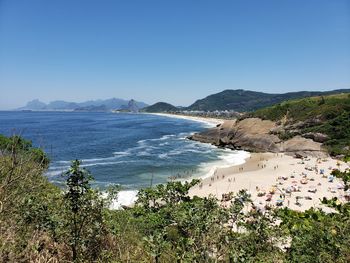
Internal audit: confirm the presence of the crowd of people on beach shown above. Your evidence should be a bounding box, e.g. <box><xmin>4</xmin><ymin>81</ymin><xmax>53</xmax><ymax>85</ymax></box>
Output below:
<box><xmin>190</xmin><ymin>153</ymin><xmax>349</xmax><ymax>212</ymax></box>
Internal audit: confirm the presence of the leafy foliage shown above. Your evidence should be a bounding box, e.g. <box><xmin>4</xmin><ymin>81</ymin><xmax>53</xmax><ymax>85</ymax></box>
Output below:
<box><xmin>63</xmin><ymin>160</ymin><xmax>106</xmax><ymax>261</ymax></box>
<box><xmin>0</xmin><ymin>134</ymin><xmax>50</xmax><ymax>167</ymax></box>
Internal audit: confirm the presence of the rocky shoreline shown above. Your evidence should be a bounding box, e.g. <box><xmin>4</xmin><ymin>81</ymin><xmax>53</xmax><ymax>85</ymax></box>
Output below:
<box><xmin>188</xmin><ymin>117</ymin><xmax>328</xmax><ymax>158</ymax></box>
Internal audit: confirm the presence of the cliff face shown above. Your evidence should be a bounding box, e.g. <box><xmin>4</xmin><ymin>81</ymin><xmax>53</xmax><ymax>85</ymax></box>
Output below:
<box><xmin>188</xmin><ymin>118</ymin><xmax>327</xmax><ymax>158</ymax></box>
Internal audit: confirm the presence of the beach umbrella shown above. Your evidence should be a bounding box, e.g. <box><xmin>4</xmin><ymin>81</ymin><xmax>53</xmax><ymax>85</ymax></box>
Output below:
<box><xmin>329</xmin><ymin>187</ymin><xmax>337</xmax><ymax>193</ymax></box>
<box><xmin>344</xmin><ymin>190</ymin><xmax>350</xmax><ymax>201</ymax></box>
<box><xmin>269</xmin><ymin>187</ymin><xmax>276</xmax><ymax>194</ymax></box>
<box><xmin>276</xmin><ymin>199</ymin><xmax>284</xmax><ymax>206</ymax></box>
<box><xmin>337</xmin><ymin>183</ymin><xmax>344</xmax><ymax>189</ymax></box>
<box><xmin>265</xmin><ymin>194</ymin><xmax>272</xmax><ymax>201</ymax></box>
<box><xmin>300</xmin><ymin>179</ymin><xmax>308</xmax><ymax>184</ymax></box>
<box><xmin>257</xmin><ymin>190</ymin><xmax>266</xmax><ymax>197</ymax></box>
<box><xmin>308</xmin><ymin>185</ymin><xmax>317</xmax><ymax>193</ymax></box>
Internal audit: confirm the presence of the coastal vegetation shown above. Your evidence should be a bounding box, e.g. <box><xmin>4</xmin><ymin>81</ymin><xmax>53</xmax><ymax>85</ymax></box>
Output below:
<box><xmin>185</xmin><ymin>89</ymin><xmax>350</xmax><ymax>112</ymax></box>
<box><xmin>247</xmin><ymin>93</ymin><xmax>350</xmax><ymax>157</ymax></box>
<box><xmin>1</xmin><ymin>134</ymin><xmax>350</xmax><ymax>262</ymax></box>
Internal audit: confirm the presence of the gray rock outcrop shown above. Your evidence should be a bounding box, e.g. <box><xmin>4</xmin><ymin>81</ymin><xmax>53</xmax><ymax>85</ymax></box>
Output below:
<box><xmin>188</xmin><ymin>118</ymin><xmax>328</xmax><ymax>158</ymax></box>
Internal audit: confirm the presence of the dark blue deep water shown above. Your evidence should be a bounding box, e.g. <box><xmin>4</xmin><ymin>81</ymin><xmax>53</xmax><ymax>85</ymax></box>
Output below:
<box><xmin>0</xmin><ymin>111</ymin><xmax>242</xmax><ymax>191</ymax></box>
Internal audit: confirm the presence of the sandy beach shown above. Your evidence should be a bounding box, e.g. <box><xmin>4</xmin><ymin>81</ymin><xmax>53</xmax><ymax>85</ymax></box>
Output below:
<box><xmin>149</xmin><ymin>112</ymin><xmax>223</xmax><ymax>127</ymax></box>
<box><xmin>146</xmin><ymin>112</ymin><xmax>350</xmax><ymax>212</ymax></box>
<box><xmin>189</xmin><ymin>152</ymin><xmax>350</xmax><ymax>211</ymax></box>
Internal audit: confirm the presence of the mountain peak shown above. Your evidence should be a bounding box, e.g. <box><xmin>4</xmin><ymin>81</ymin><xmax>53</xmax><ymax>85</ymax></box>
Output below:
<box><xmin>23</xmin><ymin>99</ymin><xmax>47</xmax><ymax>110</ymax></box>
<box><xmin>142</xmin><ymin>102</ymin><xmax>178</xmax><ymax>113</ymax></box>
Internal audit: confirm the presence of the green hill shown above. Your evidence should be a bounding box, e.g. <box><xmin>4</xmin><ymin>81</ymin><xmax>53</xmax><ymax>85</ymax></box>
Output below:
<box><xmin>142</xmin><ymin>102</ymin><xmax>179</xmax><ymax>113</ymax></box>
<box><xmin>186</xmin><ymin>89</ymin><xmax>350</xmax><ymax>112</ymax></box>
<box><xmin>247</xmin><ymin>93</ymin><xmax>350</xmax><ymax>156</ymax></box>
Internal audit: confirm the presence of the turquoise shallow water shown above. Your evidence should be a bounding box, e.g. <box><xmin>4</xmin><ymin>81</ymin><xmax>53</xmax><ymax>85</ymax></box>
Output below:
<box><xmin>0</xmin><ymin>111</ymin><xmax>245</xmax><ymax>191</ymax></box>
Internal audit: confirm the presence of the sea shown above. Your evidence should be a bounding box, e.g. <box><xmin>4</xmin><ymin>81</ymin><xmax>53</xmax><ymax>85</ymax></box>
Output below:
<box><xmin>0</xmin><ymin>111</ymin><xmax>249</xmax><ymax>206</ymax></box>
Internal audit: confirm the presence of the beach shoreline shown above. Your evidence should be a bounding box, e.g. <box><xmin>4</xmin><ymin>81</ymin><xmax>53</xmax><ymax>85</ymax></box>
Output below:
<box><xmin>147</xmin><ymin>112</ymin><xmax>224</xmax><ymax>127</ymax></box>
<box><xmin>117</xmin><ymin>113</ymin><xmax>349</xmax><ymax>212</ymax></box>
<box><xmin>189</xmin><ymin>152</ymin><xmax>349</xmax><ymax>211</ymax></box>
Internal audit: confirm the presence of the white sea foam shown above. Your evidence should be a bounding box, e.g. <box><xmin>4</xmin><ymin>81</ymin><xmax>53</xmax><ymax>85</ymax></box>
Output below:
<box><xmin>113</xmin><ymin>151</ymin><xmax>131</xmax><ymax>156</ymax></box>
<box><xmin>45</xmin><ymin>170</ymin><xmax>65</xmax><ymax>177</ymax></box>
<box><xmin>57</xmin><ymin>160</ymin><xmax>71</xmax><ymax>164</ymax></box>
<box><xmin>158</xmin><ymin>153</ymin><xmax>169</xmax><ymax>159</ymax></box>
<box><xmin>57</xmin><ymin>154</ymin><xmax>128</xmax><ymax>166</ymax></box>
<box><xmin>48</xmin><ymin>160</ymin><xmax>134</xmax><ymax>176</ymax></box>
<box><xmin>109</xmin><ymin>190</ymin><xmax>138</xmax><ymax>209</ymax></box>
<box><xmin>192</xmin><ymin>150</ymin><xmax>251</xmax><ymax>180</ymax></box>
<box><xmin>218</xmin><ymin>150</ymin><xmax>251</xmax><ymax>167</ymax></box>
<box><xmin>137</xmin><ymin>134</ymin><xmax>175</xmax><ymax>144</ymax></box>
<box><xmin>149</xmin><ymin>113</ymin><xmax>220</xmax><ymax>128</ymax></box>
<box><xmin>80</xmin><ymin>160</ymin><xmax>132</xmax><ymax>167</ymax></box>
<box><xmin>137</xmin><ymin>151</ymin><xmax>152</xmax><ymax>156</ymax></box>
<box><xmin>81</xmin><ymin>156</ymin><xmax>120</xmax><ymax>162</ymax></box>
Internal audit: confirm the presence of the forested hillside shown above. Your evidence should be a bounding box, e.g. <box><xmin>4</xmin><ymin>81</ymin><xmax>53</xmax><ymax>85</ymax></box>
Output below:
<box><xmin>186</xmin><ymin>89</ymin><xmax>350</xmax><ymax>112</ymax></box>
<box><xmin>142</xmin><ymin>102</ymin><xmax>179</xmax><ymax>112</ymax></box>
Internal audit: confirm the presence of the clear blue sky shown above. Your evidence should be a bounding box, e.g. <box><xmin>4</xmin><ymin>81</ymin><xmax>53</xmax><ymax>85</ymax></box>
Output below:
<box><xmin>0</xmin><ymin>0</ymin><xmax>349</xmax><ymax>109</ymax></box>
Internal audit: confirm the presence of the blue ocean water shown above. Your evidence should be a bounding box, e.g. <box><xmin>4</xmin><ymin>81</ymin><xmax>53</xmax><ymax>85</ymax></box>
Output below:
<box><xmin>0</xmin><ymin>111</ymin><xmax>246</xmax><ymax>193</ymax></box>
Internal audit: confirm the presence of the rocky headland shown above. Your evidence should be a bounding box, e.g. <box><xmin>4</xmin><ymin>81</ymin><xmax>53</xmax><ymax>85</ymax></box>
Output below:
<box><xmin>188</xmin><ymin>117</ymin><xmax>328</xmax><ymax>158</ymax></box>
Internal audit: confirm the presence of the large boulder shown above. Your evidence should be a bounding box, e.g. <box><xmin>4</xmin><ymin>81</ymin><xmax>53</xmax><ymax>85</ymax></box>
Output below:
<box><xmin>189</xmin><ymin>118</ymin><xmax>328</xmax><ymax>157</ymax></box>
<box><xmin>302</xmin><ymin>132</ymin><xmax>329</xmax><ymax>143</ymax></box>
<box><xmin>279</xmin><ymin>136</ymin><xmax>327</xmax><ymax>157</ymax></box>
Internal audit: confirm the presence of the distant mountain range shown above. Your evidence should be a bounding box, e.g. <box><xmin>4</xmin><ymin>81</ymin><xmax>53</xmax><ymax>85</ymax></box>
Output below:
<box><xmin>18</xmin><ymin>89</ymin><xmax>350</xmax><ymax>113</ymax></box>
<box><xmin>143</xmin><ymin>89</ymin><xmax>350</xmax><ymax>112</ymax></box>
<box><xmin>17</xmin><ymin>98</ymin><xmax>148</xmax><ymax>112</ymax></box>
